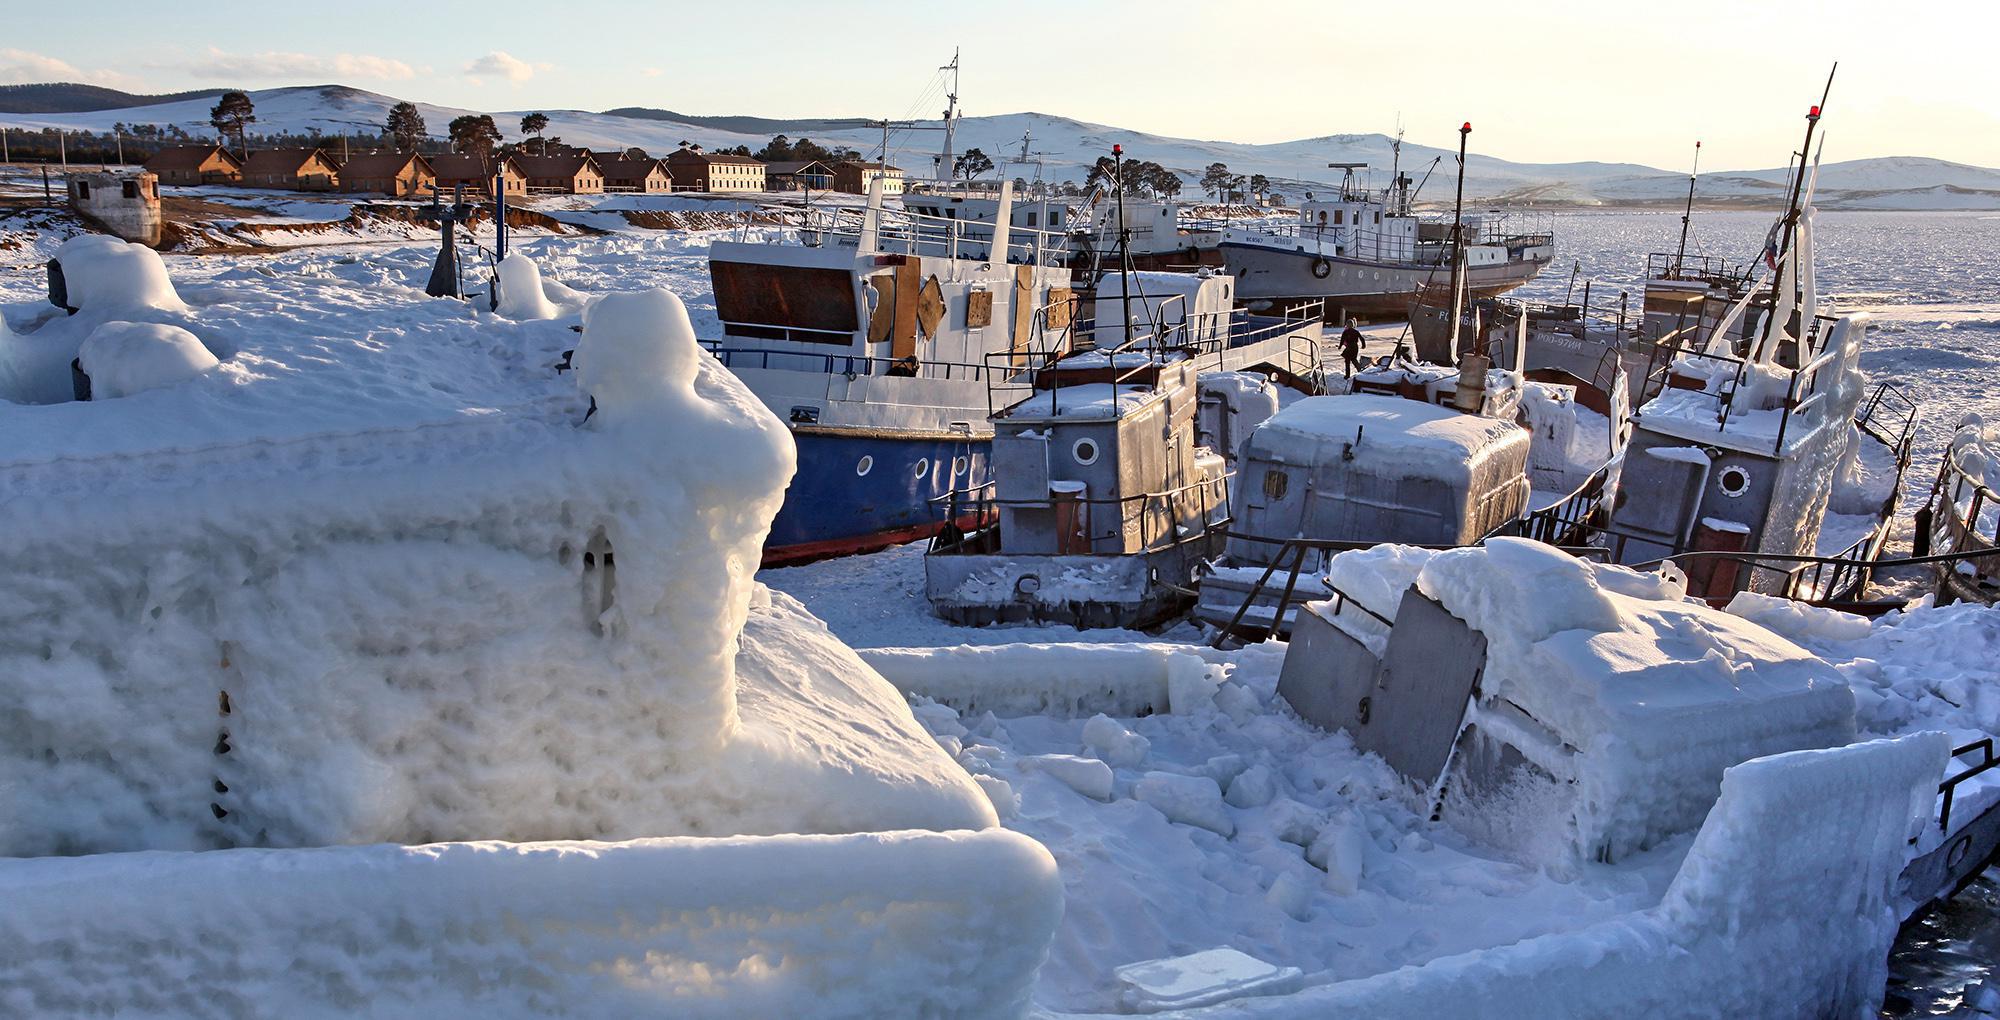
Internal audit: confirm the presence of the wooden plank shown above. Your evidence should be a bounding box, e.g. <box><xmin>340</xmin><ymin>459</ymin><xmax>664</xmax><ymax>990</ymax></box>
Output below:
<box><xmin>916</xmin><ymin>274</ymin><xmax>945</xmax><ymax>338</ymax></box>
<box><xmin>1012</xmin><ymin>265</ymin><xmax>1036</xmax><ymax>366</ymax></box>
<box><xmin>966</xmin><ymin>289</ymin><xmax>993</xmax><ymax>328</ymax></box>
<box><xmin>891</xmin><ymin>259</ymin><xmax>921</xmax><ymax>360</ymax></box>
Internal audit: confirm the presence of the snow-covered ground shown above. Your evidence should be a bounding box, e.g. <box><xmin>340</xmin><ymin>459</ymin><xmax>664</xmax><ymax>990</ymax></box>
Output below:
<box><xmin>2</xmin><ymin>206</ymin><xmax>1997</xmax><ymax>1015</ymax></box>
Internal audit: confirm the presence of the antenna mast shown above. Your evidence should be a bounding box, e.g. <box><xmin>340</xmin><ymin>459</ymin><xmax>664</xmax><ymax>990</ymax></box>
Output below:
<box><xmin>1672</xmin><ymin>140</ymin><xmax>1701</xmax><ymax>276</ymax></box>
<box><xmin>1755</xmin><ymin>63</ymin><xmax>1836</xmax><ymax>356</ymax></box>
<box><xmin>939</xmin><ymin>49</ymin><xmax>961</xmax><ymax>185</ymax></box>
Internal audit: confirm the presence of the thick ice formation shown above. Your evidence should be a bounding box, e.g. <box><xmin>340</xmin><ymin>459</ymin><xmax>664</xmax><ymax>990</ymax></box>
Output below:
<box><xmin>1313</xmin><ymin>538</ymin><xmax>1857</xmax><ymax>864</ymax></box>
<box><xmin>0</xmin><ymin>827</ymin><xmax>1062</xmax><ymax>1018</ymax></box>
<box><xmin>1205</xmin><ymin>734</ymin><xmax>1945</xmax><ymax>1018</ymax></box>
<box><xmin>0</xmin><ymin>283</ymin><xmax>995</xmax><ymax>854</ymax></box>
<box><xmin>493</xmin><ymin>252</ymin><xmax>560</xmax><ymax>321</ymax></box>
<box><xmin>76</xmin><ymin>321</ymin><xmax>220</xmax><ymax>398</ymax></box>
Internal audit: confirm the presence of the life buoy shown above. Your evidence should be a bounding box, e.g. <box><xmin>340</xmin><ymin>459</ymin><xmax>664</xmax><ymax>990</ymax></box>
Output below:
<box><xmin>1310</xmin><ymin>257</ymin><xmax>1333</xmax><ymax>279</ymax></box>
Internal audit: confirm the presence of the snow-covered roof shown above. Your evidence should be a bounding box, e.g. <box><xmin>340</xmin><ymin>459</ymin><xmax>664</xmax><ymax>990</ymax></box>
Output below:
<box><xmin>1250</xmin><ymin>394</ymin><xmax>1526</xmax><ymax>482</ymax></box>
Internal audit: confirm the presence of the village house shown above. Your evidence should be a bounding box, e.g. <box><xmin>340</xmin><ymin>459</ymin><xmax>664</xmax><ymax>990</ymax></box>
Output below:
<box><xmin>429</xmin><ymin>154</ymin><xmax>529</xmax><ymax>198</ymax></box>
<box><xmin>601</xmin><ymin>157</ymin><xmax>673</xmax><ymax>193</ymax></box>
<box><xmin>765</xmin><ymin>159</ymin><xmax>834</xmax><ymax>192</ymax></box>
<box><xmin>665</xmin><ymin>147</ymin><xmax>766</xmax><ymax>192</ymax></box>
<box><xmin>335</xmin><ymin>152</ymin><xmax>437</xmax><ymax>198</ymax></box>
<box><xmin>832</xmin><ymin>160</ymin><xmax>906</xmax><ymax>196</ymax></box>
<box><xmin>143</xmin><ymin>145</ymin><xmax>242</xmax><ymax>186</ymax></box>
<box><xmin>514</xmin><ymin>152</ymin><xmax>605</xmax><ymax>195</ymax></box>
<box><xmin>241</xmin><ymin>148</ymin><xmax>341</xmax><ymax>191</ymax></box>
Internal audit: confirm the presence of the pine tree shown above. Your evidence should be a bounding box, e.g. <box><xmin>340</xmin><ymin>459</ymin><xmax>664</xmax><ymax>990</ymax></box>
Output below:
<box><xmin>210</xmin><ymin>91</ymin><xmax>256</xmax><ymax>154</ymax></box>
<box><xmin>519</xmin><ymin>113</ymin><xmax>549</xmax><ymax>154</ymax></box>
<box><xmin>386</xmin><ymin>102</ymin><xmax>426</xmax><ymax>152</ymax></box>
<box><xmin>953</xmin><ymin>147</ymin><xmax>994</xmax><ymax>181</ymax></box>
<box><xmin>448</xmin><ymin>115</ymin><xmax>503</xmax><ymax>157</ymax></box>
<box><xmin>1199</xmin><ymin>162</ymin><xmax>1232</xmax><ymax>200</ymax></box>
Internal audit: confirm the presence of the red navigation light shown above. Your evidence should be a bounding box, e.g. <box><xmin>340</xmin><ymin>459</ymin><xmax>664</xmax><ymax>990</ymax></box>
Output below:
<box><xmin>1809</xmin><ymin>105</ymin><xmax>1820</xmax><ymax>117</ymax></box>
<box><xmin>1112</xmin><ymin>143</ymin><xmax>1123</xmax><ymax>156</ymax></box>
<box><xmin>1460</xmin><ymin>122</ymin><xmax>1472</xmax><ymax>133</ymax></box>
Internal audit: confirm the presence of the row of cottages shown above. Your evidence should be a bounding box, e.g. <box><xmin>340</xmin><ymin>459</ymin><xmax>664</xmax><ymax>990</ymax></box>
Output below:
<box><xmin>430</xmin><ymin>154</ymin><xmax>529</xmax><ymax>198</ymax></box>
<box><xmin>834</xmin><ymin>161</ymin><xmax>906</xmax><ymax>196</ymax></box>
<box><xmin>665</xmin><ymin>148</ymin><xmax>765</xmax><ymax>192</ymax></box>
<box><xmin>145</xmin><ymin>145</ymin><xmax>243</xmax><ymax>186</ymax></box>
<box><xmin>336</xmin><ymin>152</ymin><xmax>435</xmax><ymax>197</ymax></box>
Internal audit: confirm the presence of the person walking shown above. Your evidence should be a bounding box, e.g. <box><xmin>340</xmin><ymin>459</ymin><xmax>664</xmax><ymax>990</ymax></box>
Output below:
<box><xmin>1339</xmin><ymin>318</ymin><xmax>1364</xmax><ymax>379</ymax></box>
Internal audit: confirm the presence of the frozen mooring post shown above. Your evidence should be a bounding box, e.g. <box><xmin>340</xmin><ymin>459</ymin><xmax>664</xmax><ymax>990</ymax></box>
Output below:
<box><xmin>422</xmin><ymin>181</ymin><xmax>479</xmax><ymax>299</ymax></box>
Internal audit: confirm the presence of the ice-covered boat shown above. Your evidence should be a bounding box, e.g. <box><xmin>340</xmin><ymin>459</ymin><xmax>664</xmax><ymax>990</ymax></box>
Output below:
<box><xmin>1597</xmin><ymin>107</ymin><xmax>1918</xmax><ymax>605</ymax></box>
<box><xmin>1215</xmin><ymin>162</ymin><xmax>1555</xmax><ymax>319</ymax></box>
<box><xmin>707</xmin><ymin>180</ymin><xmax>1325</xmax><ymax>564</ymax></box>
<box><xmin>922</xmin><ymin>353</ymin><xmax>1229</xmax><ymax>628</ymax></box>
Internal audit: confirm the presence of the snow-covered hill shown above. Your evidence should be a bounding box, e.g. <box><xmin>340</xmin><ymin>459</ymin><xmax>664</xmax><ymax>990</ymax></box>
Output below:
<box><xmin>6</xmin><ymin>84</ymin><xmax>1997</xmax><ymax>209</ymax></box>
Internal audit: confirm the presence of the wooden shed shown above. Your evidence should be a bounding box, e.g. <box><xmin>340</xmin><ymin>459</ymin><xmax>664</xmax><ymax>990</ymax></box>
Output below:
<box><xmin>336</xmin><ymin>152</ymin><xmax>437</xmax><ymax>197</ymax></box>
<box><xmin>241</xmin><ymin>148</ymin><xmax>341</xmax><ymax>191</ymax></box>
<box><xmin>602</xmin><ymin>157</ymin><xmax>673</xmax><ymax>193</ymax></box>
<box><xmin>143</xmin><ymin>145</ymin><xmax>242</xmax><ymax>186</ymax></box>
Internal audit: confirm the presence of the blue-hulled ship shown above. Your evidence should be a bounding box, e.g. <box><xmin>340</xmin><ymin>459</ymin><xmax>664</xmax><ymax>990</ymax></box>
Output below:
<box><xmin>707</xmin><ymin>180</ymin><xmax>1327</xmax><ymax>565</ymax></box>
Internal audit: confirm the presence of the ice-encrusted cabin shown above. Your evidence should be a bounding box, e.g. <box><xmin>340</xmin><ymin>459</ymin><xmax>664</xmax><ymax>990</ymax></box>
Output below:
<box><xmin>0</xmin><ymin>238</ymin><xmax>1060</xmax><ymax>1012</ymax></box>
<box><xmin>925</xmin><ymin>356</ymin><xmax>1229</xmax><ymax>627</ymax></box>
<box><xmin>1224</xmin><ymin>394</ymin><xmax>1532</xmax><ymax>567</ymax></box>
<box><xmin>1279</xmin><ymin>539</ymin><xmax>1858</xmax><ymax>865</ymax></box>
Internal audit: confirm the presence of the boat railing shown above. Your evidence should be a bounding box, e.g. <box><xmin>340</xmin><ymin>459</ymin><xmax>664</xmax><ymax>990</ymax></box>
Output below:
<box><xmin>1646</xmin><ymin>251</ymin><xmax>1755</xmax><ymax>288</ymax></box>
<box><xmin>774</xmin><ymin>200</ymin><xmax>1074</xmax><ymax>266</ymax></box>
<box><xmin>700</xmin><ymin>341</ymin><xmax>996</xmax><ymax>384</ymax></box>
<box><xmin>983</xmin><ymin>292</ymin><xmax>1193</xmax><ymax>420</ymax></box>
<box><xmin>1918</xmin><ymin>432</ymin><xmax>2000</xmax><ymax>605</ymax></box>
<box><xmin>1504</xmin><ymin>462</ymin><xmax>1617</xmax><ymax>547</ymax></box>
<box><xmin>929</xmin><ymin>472</ymin><xmax>1232</xmax><ymax>559</ymax></box>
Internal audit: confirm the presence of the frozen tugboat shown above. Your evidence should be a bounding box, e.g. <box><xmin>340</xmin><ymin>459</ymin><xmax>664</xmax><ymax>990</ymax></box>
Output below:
<box><xmin>1215</xmin><ymin>157</ymin><xmax>1555</xmax><ymax>319</ymax></box>
<box><xmin>1598</xmin><ymin>107</ymin><xmax>1918</xmax><ymax>604</ymax></box>
<box><xmin>923</xmin><ymin>354</ymin><xmax>1228</xmax><ymax>628</ymax></box>
<box><xmin>0</xmin><ymin>236</ymin><xmax>1063</xmax><ymax>1013</ymax></box>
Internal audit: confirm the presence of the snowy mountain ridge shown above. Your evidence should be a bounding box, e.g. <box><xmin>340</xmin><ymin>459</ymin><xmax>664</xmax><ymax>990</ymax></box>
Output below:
<box><xmin>4</xmin><ymin>84</ymin><xmax>1997</xmax><ymax>209</ymax></box>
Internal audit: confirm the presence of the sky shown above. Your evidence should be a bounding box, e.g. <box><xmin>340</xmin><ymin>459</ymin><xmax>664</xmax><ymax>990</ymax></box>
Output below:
<box><xmin>2</xmin><ymin>0</ymin><xmax>1995</xmax><ymax>172</ymax></box>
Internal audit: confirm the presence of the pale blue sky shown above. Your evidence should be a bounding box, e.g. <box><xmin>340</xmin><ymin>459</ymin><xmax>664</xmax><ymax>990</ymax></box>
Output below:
<box><xmin>4</xmin><ymin>0</ymin><xmax>1994</xmax><ymax>170</ymax></box>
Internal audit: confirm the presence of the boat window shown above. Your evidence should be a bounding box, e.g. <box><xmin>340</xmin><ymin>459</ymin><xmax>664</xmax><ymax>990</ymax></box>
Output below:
<box><xmin>1263</xmin><ymin>470</ymin><xmax>1289</xmax><ymax>501</ymax></box>
<box><xmin>1718</xmin><ymin>466</ymin><xmax>1751</xmax><ymax>498</ymax></box>
<box><xmin>914</xmin><ymin>457</ymin><xmax>931</xmax><ymax>478</ymax></box>
<box><xmin>1334</xmin><ymin>210</ymin><xmax>1344</xmax><ymax>225</ymax></box>
<box><xmin>1073</xmin><ymin>438</ymin><xmax>1100</xmax><ymax>466</ymax></box>
<box><xmin>1050</xmin><ymin>211</ymin><xmax>1062</xmax><ymax>227</ymax></box>
<box><xmin>1025</xmin><ymin>211</ymin><xmax>1038</xmax><ymax>226</ymax></box>
<box><xmin>856</xmin><ymin>455</ymin><xmax>874</xmax><ymax>476</ymax></box>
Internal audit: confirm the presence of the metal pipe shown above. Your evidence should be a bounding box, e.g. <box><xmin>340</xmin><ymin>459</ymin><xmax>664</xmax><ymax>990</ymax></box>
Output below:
<box><xmin>1673</xmin><ymin>141</ymin><xmax>1701</xmax><ymax>276</ymax></box>
<box><xmin>1447</xmin><ymin>123</ymin><xmax>1471</xmax><ymax>358</ymax></box>
<box><xmin>1757</xmin><ymin>66</ymin><xmax>1837</xmax><ymax>356</ymax></box>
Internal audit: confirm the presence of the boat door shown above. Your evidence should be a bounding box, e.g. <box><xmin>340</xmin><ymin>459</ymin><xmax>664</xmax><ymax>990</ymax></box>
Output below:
<box><xmin>1614</xmin><ymin>444</ymin><xmax>1710</xmax><ymax>563</ymax></box>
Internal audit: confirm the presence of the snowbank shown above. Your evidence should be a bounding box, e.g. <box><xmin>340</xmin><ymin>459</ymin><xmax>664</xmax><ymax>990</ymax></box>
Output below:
<box><xmin>48</xmin><ymin>234</ymin><xmax>189</xmax><ymax>316</ymax></box>
<box><xmin>0</xmin><ymin>828</ymin><xmax>1061</xmax><ymax>1019</ymax></box>
<box><xmin>1189</xmin><ymin>734</ymin><xmax>1945</xmax><ymax>1019</ymax></box>
<box><xmin>1</xmin><ymin>235</ymin><xmax>203</xmax><ymax>403</ymax></box>
<box><xmin>76</xmin><ymin>321</ymin><xmax>220</xmax><ymax>398</ymax></box>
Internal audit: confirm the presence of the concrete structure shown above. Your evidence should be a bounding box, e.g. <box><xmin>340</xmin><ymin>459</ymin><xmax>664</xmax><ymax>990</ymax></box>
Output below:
<box><xmin>765</xmin><ymin>159</ymin><xmax>833</xmax><ymax>192</ymax></box>
<box><xmin>833</xmin><ymin>160</ymin><xmax>905</xmax><ymax>196</ymax></box>
<box><xmin>666</xmin><ymin>147</ymin><xmax>766</xmax><ymax>192</ymax></box>
<box><xmin>515</xmin><ymin>152</ymin><xmax>605</xmax><ymax>194</ymax></box>
<box><xmin>67</xmin><ymin>171</ymin><xmax>162</xmax><ymax>247</ymax></box>
<box><xmin>143</xmin><ymin>145</ymin><xmax>241</xmax><ymax>186</ymax></box>
<box><xmin>601</xmin><ymin>157</ymin><xmax>672</xmax><ymax>193</ymax></box>
<box><xmin>335</xmin><ymin>152</ymin><xmax>436</xmax><ymax>197</ymax></box>
<box><xmin>430</xmin><ymin>154</ymin><xmax>527</xmax><ymax>198</ymax></box>
<box><xmin>241</xmin><ymin>148</ymin><xmax>340</xmax><ymax>191</ymax></box>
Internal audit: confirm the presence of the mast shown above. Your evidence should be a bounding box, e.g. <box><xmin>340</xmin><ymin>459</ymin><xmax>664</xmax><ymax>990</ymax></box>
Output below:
<box><xmin>1672</xmin><ymin>140</ymin><xmax>1701</xmax><ymax>276</ymax></box>
<box><xmin>1755</xmin><ymin>64</ymin><xmax>1836</xmax><ymax>357</ymax></box>
<box><xmin>1447</xmin><ymin>122</ymin><xmax>1471</xmax><ymax>359</ymax></box>
<box><xmin>938</xmin><ymin>49</ymin><xmax>960</xmax><ymax>185</ymax></box>
<box><xmin>1114</xmin><ymin>144</ymin><xmax>1133</xmax><ymax>346</ymax></box>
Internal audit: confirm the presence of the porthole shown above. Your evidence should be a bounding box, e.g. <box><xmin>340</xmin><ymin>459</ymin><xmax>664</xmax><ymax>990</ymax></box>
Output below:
<box><xmin>951</xmin><ymin>455</ymin><xmax>968</xmax><ymax>477</ymax></box>
<box><xmin>856</xmin><ymin>455</ymin><xmax>874</xmax><ymax>476</ymax></box>
<box><xmin>1073</xmin><ymin>438</ymin><xmax>1100</xmax><ymax>465</ymax></box>
<box><xmin>1718</xmin><ymin>466</ymin><xmax>1751</xmax><ymax>498</ymax></box>
<box><xmin>913</xmin><ymin>457</ymin><xmax>931</xmax><ymax>478</ymax></box>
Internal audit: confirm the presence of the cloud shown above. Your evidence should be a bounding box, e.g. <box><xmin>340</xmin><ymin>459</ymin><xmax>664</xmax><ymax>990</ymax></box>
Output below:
<box><xmin>464</xmin><ymin>51</ymin><xmax>546</xmax><ymax>85</ymax></box>
<box><xmin>188</xmin><ymin>48</ymin><xmax>417</xmax><ymax>81</ymax></box>
<box><xmin>0</xmin><ymin>48</ymin><xmax>143</xmax><ymax>89</ymax></box>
